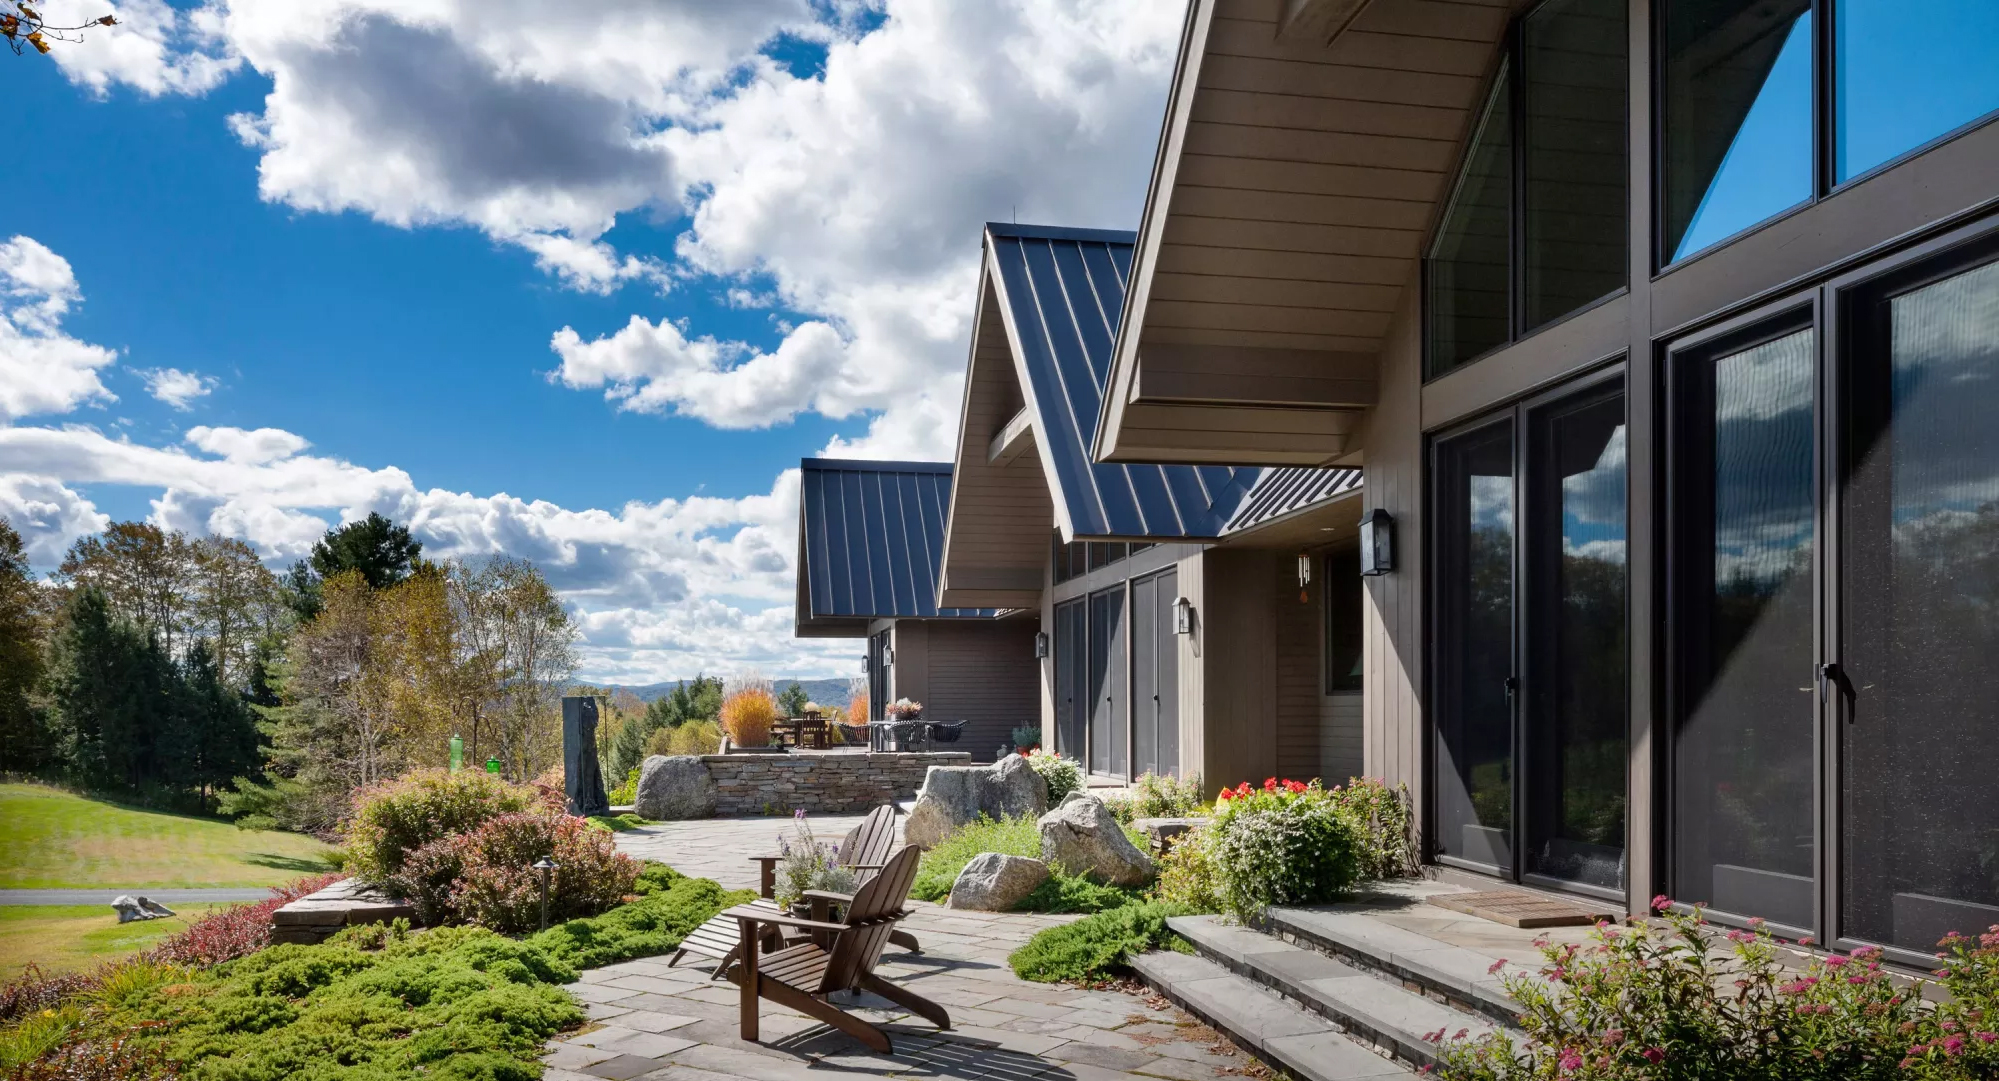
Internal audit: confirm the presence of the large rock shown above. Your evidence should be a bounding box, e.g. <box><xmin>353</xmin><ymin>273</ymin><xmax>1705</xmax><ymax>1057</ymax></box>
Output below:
<box><xmin>905</xmin><ymin>754</ymin><xmax>1048</xmax><ymax>848</ymax></box>
<box><xmin>947</xmin><ymin>854</ymin><xmax>1050</xmax><ymax>911</ymax></box>
<box><xmin>1039</xmin><ymin>791</ymin><xmax>1156</xmax><ymax>887</ymax></box>
<box><xmin>112</xmin><ymin>895</ymin><xmax>174</xmax><ymax>923</ymax></box>
<box><xmin>634</xmin><ymin>755</ymin><xmax>717</xmax><ymax>820</ymax></box>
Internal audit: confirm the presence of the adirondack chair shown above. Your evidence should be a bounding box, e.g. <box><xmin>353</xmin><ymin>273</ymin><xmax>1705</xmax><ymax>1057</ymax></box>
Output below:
<box><xmin>668</xmin><ymin>804</ymin><xmax>919</xmax><ymax>974</ymax></box>
<box><xmin>721</xmin><ymin>844</ymin><xmax>947</xmax><ymax>1053</ymax></box>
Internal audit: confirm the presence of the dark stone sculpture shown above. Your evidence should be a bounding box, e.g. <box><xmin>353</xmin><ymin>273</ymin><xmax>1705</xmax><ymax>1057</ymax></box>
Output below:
<box><xmin>562</xmin><ymin>696</ymin><xmax>611</xmax><ymax>817</ymax></box>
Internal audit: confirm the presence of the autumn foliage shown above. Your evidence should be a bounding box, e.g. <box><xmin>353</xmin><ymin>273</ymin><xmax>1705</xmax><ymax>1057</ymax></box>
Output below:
<box><xmin>719</xmin><ymin>687</ymin><xmax>777</xmax><ymax>747</ymax></box>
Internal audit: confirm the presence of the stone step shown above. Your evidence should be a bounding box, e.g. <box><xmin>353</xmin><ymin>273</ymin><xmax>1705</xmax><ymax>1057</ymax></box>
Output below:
<box><xmin>1261</xmin><ymin>906</ymin><xmax>1525</xmax><ymax>1025</ymax></box>
<box><xmin>1167</xmin><ymin>915</ymin><xmax>1502</xmax><ymax>1070</ymax></box>
<box><xmin>1129</xmin><ymin>950</ymin><xmax>1413</xmax><ymax>1081</ymax></box>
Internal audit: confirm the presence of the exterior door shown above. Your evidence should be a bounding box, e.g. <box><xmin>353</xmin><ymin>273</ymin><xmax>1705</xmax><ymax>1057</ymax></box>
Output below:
<box><xmin>1053</xmin><ymin>599</ymin><xmax>1086</xmax><ymax>763</ymax></box>
<box><xmin>1087</xmin><ymin>585</ymin><xmax>1127</xmax><ymax>777</ymax></box>
<box><xmin>1130</xmin><ymin>569</ymin><xmax>1180</xmax><ymax>778</ymax></box>
<box><xmin>866</xmin><ymin>630</ymin><xmax>891</xmax><ymax>721</ymax></box>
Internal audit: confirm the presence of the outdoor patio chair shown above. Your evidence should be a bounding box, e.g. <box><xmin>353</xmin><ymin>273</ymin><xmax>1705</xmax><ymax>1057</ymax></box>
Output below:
<box><xmin>720</xmin><ymin>844</ymin><xmax>947</xmax><ymax>1053</ymax></box>
<box><xmin>925</xmin><ymin>720</ymin><xmax>967</xmax><ymax>744</ymax></box>
<box><xmin>668</xmin><ymin>804</ymin><xmax>919</xmax><ymax>975</ymax></box>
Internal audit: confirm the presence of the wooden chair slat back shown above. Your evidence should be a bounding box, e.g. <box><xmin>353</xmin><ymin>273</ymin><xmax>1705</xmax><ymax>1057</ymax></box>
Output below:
<box><xmin>843</xmin><ymin>844</ymin><xmax>918</xmax><ymax>922</ymax></box>
<box><xmin>843</xmin><ymin>804</ymin><xmax>898</xmax><ymax>873</ymax></box>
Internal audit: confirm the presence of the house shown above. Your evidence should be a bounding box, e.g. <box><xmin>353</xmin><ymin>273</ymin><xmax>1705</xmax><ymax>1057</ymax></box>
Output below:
<box><xmin>934</xmin><ymin>224</ymin><xmax>1367</xmax><ymax>792</ymax></box>
<box><xmin>1085</xmin><ymin>0</ymin><xmax>1999</xmax><ymax>960</ymax></box>
<box><xmin>794</xmin><ymin>457</ymin><xmax>1037</xmax><ymax>762</ymax></box>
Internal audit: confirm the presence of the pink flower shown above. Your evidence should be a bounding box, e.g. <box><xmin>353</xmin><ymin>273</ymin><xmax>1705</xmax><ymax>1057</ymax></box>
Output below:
<box><xmin>1642</xmin><ymin>1047</ymin><xmax>1665</xmax><ymax>1064</ymax></box>
<box><xmin>1558</xmin><ymin>1048</ymin><xmax>1583</xmax><ymax>1072</ymax></box>
<box><xmin>1651</xmin><ymin>894</ymin><xmax>1672</xmax><ymax>913</ymax></box>
<box><xmin>1603</xmin><ymin>1029</ymin><xmax>1624</xmax><ymax>1046</ymax></box>
<box><xmin>1974</xmin><ymin>1032</ymin><xmax>1996</xmax><ymax>1044</ymax></box>
<box><xmin>1488</xmin><ymin>958</ymin><xmax>1507</xmax><ymax>975</ymax></box>
<box><xmin>1945</xmin><ymin>1035</ymin><xmax>1966</xmax><ymax>1055</ymax></box>
<box><xmin>1824</xmin><ymin>955</ymin><xmax>1848</xmax><ymax>968</ymax></box>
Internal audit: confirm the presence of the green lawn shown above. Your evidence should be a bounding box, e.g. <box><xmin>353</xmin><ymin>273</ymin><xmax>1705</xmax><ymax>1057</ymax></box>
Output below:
<box><xmin>0</xmin><ymin>903</ymin><xmax>226</xmax><ymax>979</ymax></box>
<box><xmin>0</xmin><ymin>783</ymin><xmax>338</xmax><ymax>889</ymax></box>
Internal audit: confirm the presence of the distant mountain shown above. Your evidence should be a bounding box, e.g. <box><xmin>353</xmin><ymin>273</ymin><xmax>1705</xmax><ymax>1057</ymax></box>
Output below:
<box><xmin>606</xmin><ymin>677</ymin><xmax>855</xmax><ymax>708</ymax></box>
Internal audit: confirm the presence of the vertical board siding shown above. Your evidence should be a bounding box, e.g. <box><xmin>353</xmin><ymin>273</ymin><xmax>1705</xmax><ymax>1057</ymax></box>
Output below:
<box><xmin>925</xmin><ymin>621</ymin><xmax>1043</xmax><ymax>764</ymax></box>
<box><xmin>1322</xmin><ymin>693</ymin><xmax>1364</xmax><ymax>784</ymax></box>
<box><xmin>1362</xmin><ymin>279</ymin><xmax>1427</xmax><ymax>844</ymax></box>
<box><xmin>1199</xmin><ymin>549</ymin><xmax>1279</xmax><ymax>793</ymax></box>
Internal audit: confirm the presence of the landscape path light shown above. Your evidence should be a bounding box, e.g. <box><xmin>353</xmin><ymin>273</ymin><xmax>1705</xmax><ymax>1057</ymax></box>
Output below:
<box><xmin>534</xmin><ymin>857</ymin><xmax>557</xmax><ymax>931</ymax></box>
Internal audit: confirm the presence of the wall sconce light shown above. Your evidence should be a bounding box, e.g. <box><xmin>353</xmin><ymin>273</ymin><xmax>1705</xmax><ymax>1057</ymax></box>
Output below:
<box><xmin>1296</xmin><ymin>551</ymin><xmax>1312</xmax><ymax>602</ymax></box>
<box><xmin>1173</xmin><ymin>596</ymin><xmax>1194</xmax><ymax>635</ymax></box>
<box><xmin>884</xmin><ymin>646</ymin><xmax>896</xmax><ymax>666</ymax></box>
<box><xmin>1033</xmin><ymin>631</ymin><xmax>1049</xmax><ymax>658</ymax></box>
<box><xmin>1359</xmin><ymin>508</ymin><xmax>1396</xmax><ymax>576</ymax></box>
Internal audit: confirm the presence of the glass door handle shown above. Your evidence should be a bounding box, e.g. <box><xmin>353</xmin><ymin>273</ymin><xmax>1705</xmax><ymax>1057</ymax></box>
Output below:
<box><xmin>1818</xmin><ymin>662</ymin><xmax>1857</xmax><ymax>723</ymax></box>
<box><xmin>1503</xmin><ymin>676</ymin><xmax>1520</xmax><ymax>704</ymax></box>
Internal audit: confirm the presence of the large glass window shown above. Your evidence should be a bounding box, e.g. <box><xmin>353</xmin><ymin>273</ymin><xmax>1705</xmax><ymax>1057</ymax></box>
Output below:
<box><xmin>1841</xmin><ymin>255</ymin><xmax>1999</xmax><ymax>953</ymax></box>
<box><xmin>1324</xmin><ymin>546</ymin><xmax>1364</xmax><ymax>694</ymax></box>
<box><xmin>1433</xmin><ymin>422</ymin><xmax>1517</xmax><ymax>871</ymax></box>
<box><xmin>1660</xmin><ymin>0</ymin><xmax>1813</xmax><ymax>263</ymax></box>
<box><xmin>1671</xmin><ymin>325</ymin><xmax>1818</xmax><ymax>931</ymax></box>
<box><xmin>1525</xmin><ymin>385</ymin><xmax>1628</xmax><ymax>891</ymax></box>
<box><xmin>1428</xmin><ymin>66</ymin><xmax>1514</xmax><ymax>379</ymax></box>
<box><xmin>1522</xmin><ymin>0</ymin><xmax>1628</xmax><ymax>331</ymax></box>
<box><xmin>1835</xmin><ymin>0</ymin><xmax>1999</xmax><ymax>181</ymax></box>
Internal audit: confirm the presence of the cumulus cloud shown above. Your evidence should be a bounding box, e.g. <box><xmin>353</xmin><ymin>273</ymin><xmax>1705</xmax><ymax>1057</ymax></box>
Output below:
<box><xmin>185</xmin><ymin>425</ymin><xmax>308</xmax><ymax>463</ymax></box>
<box><xmin>0</xmin><ymin>236</ymin><xmax>119</xmax><ymax>420</ymax></box>
<box><xmin>142</xmin><ymin>367</ymin><xmax>217</xmax><ymax>409</ymax></box>
<box><xmin>38</xmin><ymin>0</ymin><xmax>239</xmax><ymax>98</ymax></box>
<box><xmin>550</xmin><ymin>316</ymin><xmax>856</xmax><ymax>428</ymax></box>
<box><xmin>0</xmin><ymin>474</ymin><xmax>109</xmax><ymax>564</ymax></box>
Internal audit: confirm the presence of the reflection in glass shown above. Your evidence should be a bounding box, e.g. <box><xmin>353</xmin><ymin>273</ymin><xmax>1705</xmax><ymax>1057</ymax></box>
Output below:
<box><xmin>1836</xmin><ymin>0</ymin><xmax>1999</xmax><ymax>181</ymax></box>
<box><xmin>1661</xmin><ymin>0</ymin><xmax>1813</xmax><ymax>263</ymax></box>
<box><xmin>1843</xmin><ymin>259</ymin><xmax>1999</xmax><ymax>953</ymax></box>
<box><xmin>1674</xmin><ymin>328</ymin><xmax>1816</xmax><ymax>929</ymax></box>
<box><xmin>1325</xmin><ymin>546</ymin><xmax>1364</xmax><ymax>694</ymax></box>
<box><xmin>1527</xmin><ymin>390</ymin><xmax>1627</xmax><ymax>890</ymax></box>
<box><xmin>1086</xmin><ymin>586</ymin><xmax>1127</xmax><ymax>777</ymax></box>
<box><xmin>1522</xmin><ymin>0</ymin><xmax>1627</xmax><ymax>331</ymax></box>
<box><xmin>1435</xmin><ymin>423</ymin><xmax>1515</xmax><ymax>870</ymax></box>
<box><xmin>1428</xmin><ymin>66</ymin><xmax>1512</xmax><ymax>378</ymax></box>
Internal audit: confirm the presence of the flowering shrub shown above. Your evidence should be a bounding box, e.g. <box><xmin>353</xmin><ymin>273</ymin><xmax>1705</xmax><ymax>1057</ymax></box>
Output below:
<box><xmin>772</xmin><ymin>810</ymin><xmax>842</xmax><ymax>908</ymax></box>
<box><xmin>1208</xmin><ymin>778</ymin><xmax>1361</xmax><ymax>920</ymax></box>
<box><xmin>1434</xmin><ymin>899</ymin><xmax>1999</xmax><ymax>1081</ymax></box>
<box><xmin>343</xmin><ymin>768</ymin><xmax>545</xmax><ymax>884</ymax></box>
<box><xmin>719</xmin><ymin>688</ymin><xmax>777</xmax><ymax>746</ymax></box>
<box><xmin>452</xmin><ymin>811</ymin><xmax>641</xmax><ymax>932</ymax></box>
<box><xmin>1331</xmin><ymin>776</ymin><xmax>1416</xmax><ymax>881</ymax></box>
<box><xmin>384</xmin><ymin>834</ymin><xmax>469</xmax><ymax>927</ymax></box>
<box><xmin>1025</xmin><ymin>749</ymin><xmax>1083</xmax><ymax>804</ymax></box>
<box><xmin>1104</xmin><ymin>771</ymin><xmax>1207</xmax><ymax>825</ymax></box>
<box><xmin>1154</xmin><ymin>824</ymin><xmax>1225</xmax><ymax>914</ymax></box>
<box><xmin>143</xmin><ymin>872</ymin><xmax>344</xmax><ymax>967</ymax></box>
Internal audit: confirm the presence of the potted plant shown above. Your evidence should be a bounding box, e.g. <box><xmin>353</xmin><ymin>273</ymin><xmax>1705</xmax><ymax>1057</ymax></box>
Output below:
<box><xmin>885</xmin><ymin>697</ymin><xmax>923</xmax><ymax>721</ymax></box>
<box><xmin>1010</xmin><ymin>725</ymin><xmax>1041</xmax><ymax>755</ymax></box>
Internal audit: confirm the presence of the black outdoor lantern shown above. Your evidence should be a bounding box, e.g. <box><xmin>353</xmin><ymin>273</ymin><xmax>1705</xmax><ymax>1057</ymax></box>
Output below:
<box><xmin>1173</xmin><ymin>596</ymin><xmax>1194</xmax><ymax>635</ymax></box>
<box><xmin>1359</xmin><ymin>509</ymin><xmax>1396</xmax><ymax>577</ymax></box>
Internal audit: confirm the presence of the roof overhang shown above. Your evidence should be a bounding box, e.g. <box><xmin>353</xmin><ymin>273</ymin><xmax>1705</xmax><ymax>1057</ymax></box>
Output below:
<box><xmin>795</xmin><ymin>458</ymin><xmax>999</xmax><ymax>635</ymax></box>
<box><xmin>1093</xmin><ymin>0</ymin><xmax>1513</xmax><ymax>467</ymax></box>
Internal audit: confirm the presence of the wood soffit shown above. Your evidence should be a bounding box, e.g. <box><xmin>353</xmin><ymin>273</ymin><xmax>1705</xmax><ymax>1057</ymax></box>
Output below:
<box><xmin>1096</xmin><ymin>0</ymin><xmax>1512</xmax><ymax>466</ymax></box>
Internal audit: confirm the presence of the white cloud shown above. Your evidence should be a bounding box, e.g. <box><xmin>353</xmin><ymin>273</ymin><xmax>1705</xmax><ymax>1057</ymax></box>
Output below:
<box><xmin>185</xmin><ymin>425</ymin><xmax>308</xmax><ymax>463</ymax></box>
<box><xmin>0</xmin><ymin>236</ymin><xmax>119</xmax><ymax>421</ymax></box>
<box><xmin>38</xmin><ymin>0</ymin><xmax>239</xmax><ymax>98</ymax></box>
<box><xmin>0</xmin><ymin>474</ymin><xmax>109</xmax><ymax>564</ymax></box>
<box><xmin>550</xmin><ymin>316</ymin><xmax>856</xmax><ymax>428</ymax></box>
<box><xmin>142</xmin><ymin>367</ymin><xmax>217</xmax><ymax>409</ymax></box>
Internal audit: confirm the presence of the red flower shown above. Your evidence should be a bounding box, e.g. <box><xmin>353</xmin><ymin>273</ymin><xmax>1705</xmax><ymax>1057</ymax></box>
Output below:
<box><xmin>1641</xmin><ymin>1048</ymin><xmax>1665</xmax><ymax>1064</ymax></box>
<box><xmin>1264</xmin><ymin>777</ymin><xmax>1278</xmax><ymax>791</ymax></box>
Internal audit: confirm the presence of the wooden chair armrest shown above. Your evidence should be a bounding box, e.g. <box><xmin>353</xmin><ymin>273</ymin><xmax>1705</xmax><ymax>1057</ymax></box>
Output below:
<box><xmin>801</xmin><ymin>888</ymin><xmax>854</xmax><ymax>903</ymax></box>
<box><xmin>748</xmin><ymin>854</ymin><xmax>783</xmax><ymax>864</ymax></box>
<box><xmin>720</xmin><ymin>905</ymin><xmax>847</xmax><ymax>933</ymax></box>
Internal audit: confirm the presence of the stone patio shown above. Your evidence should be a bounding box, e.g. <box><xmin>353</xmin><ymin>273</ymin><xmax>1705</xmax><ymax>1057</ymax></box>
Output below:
<box><xmin>543</xmin><ymin>813</ymin><xmax>1275</xmax><ymax>1081</ymax></box>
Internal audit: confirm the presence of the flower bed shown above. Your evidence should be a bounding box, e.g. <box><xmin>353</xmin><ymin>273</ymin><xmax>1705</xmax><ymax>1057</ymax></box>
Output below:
<box><xmin>1437</xmin><ymin>898</ymin><xmax>1999</xmax><ymax>1081</ymax></box>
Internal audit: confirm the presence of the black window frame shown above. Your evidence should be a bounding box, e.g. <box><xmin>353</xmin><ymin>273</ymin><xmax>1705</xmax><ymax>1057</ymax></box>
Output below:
<box><xmin>1423</xmin><ymin>0</ymin><xmax>1633</xmax><ymax>384</ymax></box>
<box><xmin>1651</xmin><ymin>0</ymin><xmax>1999</xmax><ymax>274</ymax></box>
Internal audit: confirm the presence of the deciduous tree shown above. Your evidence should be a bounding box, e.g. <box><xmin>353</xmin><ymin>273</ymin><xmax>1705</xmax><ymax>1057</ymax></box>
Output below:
<box><xmin>0</xmin><ymin>519</ymin><xmax>44</xmax><ymax>772</ymax></box>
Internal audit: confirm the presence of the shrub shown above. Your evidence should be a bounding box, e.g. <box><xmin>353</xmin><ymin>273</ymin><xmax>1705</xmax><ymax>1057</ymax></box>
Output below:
<box><xmin>1</xmin><ymin>965</ymin><xmax>98</xmax><ymax>1025</ymax></box>
<box><xmin>585</xmin><ymin>813</ymin><xmax>649</xmax><ymax>833</ymax></box>
<box><xmin>1017</xmin><ymin>873</ymin><xmax>1143</xmax><ymax>914</ymax></box>
<box><xmin>607</xmin><ymin>766</ymin><xmax>639</xmax><ymax>805</ymax></box>
<box><xmin>452</xmin><ymin>812</ymin><xmax>642</xmax><ymax>933</ymax></box>
<box><xmin>385</xmin><ymin>835</ymin><xmax>470</xmax><ymax>927</ymax></box>
<box><xmin>1330</xmin><ymin>776</ymin><xmax>1415</xmax><ymax>881</ymax></box>
<box><xmin>9</xmin><ymin>1030</ymin><xmax>179</xmax><ymax>1081</ymax></box>
<box><xmin>1208</xmin><ymin>778</ymin><xmax>1361</xmax><ymax>920</ymax></box>
<box><xmin>145</xmin><ymin>872</ymin><xmax>344</xmax><ymax>967</ymax></box>
<box><xmin>527</xmin><ymin>874</ymin><xmax>755</xmax><ymax>971</ymax></box>
<box><xmin>344</xmin><ymin>769</ymin><xmax>544</xmax><ymax>884</ymax></box>
<box><xmin>647</xmin><ymin>719</ymin><xmax>721</xmax><ymax>757</ymax></box>
<box><xmin>1008</xmin><ymin>902</ymin><xmax>1190</xmax><ymax>984</ymax></box>
<box><xmin>1154</xmin><ymin>825</ymin><xmax>1224</xmax><ymax>913</ymax></box>
<box><xmin>1437</xmin><ymin>899</ymin><xmax>1938</xmax><ymax>1081</ymax></box>
<box><xmin>1024</xmin><ymin>749</ymin><xmax>1083</xmax><ymax>805</ymax></box>
<box><xmin>1103</xmin><ymin>771</ymin><xmax>1207</xmax><ymax>824</ymax></box>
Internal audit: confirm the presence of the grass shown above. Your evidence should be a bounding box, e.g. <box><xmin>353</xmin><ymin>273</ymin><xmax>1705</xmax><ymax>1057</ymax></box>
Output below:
<box><xmin>0</xmin><ymin>783</ymin><xmax>338</xmax><ymax>889</ymax></box>
<box><xmin>584</xmin><ymin>813</ymin><xmax>651</xmax><ymax>833</ymax></box>
<box><xmin>0</xmin><ymin>904</ymin><xmax>226</xmax><ymax>979</ymax></box>
<box><xmin>911</xmin><ymin>813</ymin><xmax>1151</xmax><ymax>914</ymax></box>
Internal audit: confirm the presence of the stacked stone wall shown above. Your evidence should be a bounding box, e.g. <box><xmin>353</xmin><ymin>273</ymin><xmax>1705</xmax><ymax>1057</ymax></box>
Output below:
<box><xmin>700</xmin><ymin>751</ymin><xmax>971</xmax><ymax>815</ymax></box>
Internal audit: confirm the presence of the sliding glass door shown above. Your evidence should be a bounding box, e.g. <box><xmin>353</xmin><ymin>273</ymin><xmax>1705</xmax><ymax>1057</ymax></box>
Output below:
<box><xmin>1432</xmin><ymin>371</ymin><xmax>1629</xmax><ymax>894</ymax></box>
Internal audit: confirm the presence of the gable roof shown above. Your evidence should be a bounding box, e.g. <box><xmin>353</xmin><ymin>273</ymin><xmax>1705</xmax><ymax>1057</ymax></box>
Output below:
<box><xmin>937</xmin><ymin>222</ymin><xmax>1274</xmax><ymax>608</ymax></box>
<box><xmin>795</xmin><ymin>458</ymin><xmax>995</xmax><ymax>638</ymax></box>
<box><xmin>1224</xmin><ymin>466</ymin><xmax>1365</xmax><ymax>536</ymax></box>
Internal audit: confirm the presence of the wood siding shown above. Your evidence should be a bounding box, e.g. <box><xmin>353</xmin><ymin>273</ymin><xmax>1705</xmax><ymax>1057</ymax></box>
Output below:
<box><xmin>1362</xmin><ymin>282</ymin><xmax>1426</xmax><ymax>833</ymax></box>
<box><xmin>1275</xmin><ymin>554</ymin><xmax>1321</xmax><ymax>782</ymax></box>
<box><xmin>923</xmin><ymin>620</ymin><xmax>1042</xmax><ymax>763</ymax></box>
<box><xmin>1196</xmin><ymin>548</ymin><xmax>1279</xmax><ymax>794</ymax></box>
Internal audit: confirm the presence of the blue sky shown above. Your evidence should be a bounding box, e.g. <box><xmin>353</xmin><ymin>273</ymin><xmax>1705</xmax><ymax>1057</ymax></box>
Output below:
<box><xmin>2</xmin><ymin>0</ymin><xmax>1176</xmax><ymax>682</ymax></box>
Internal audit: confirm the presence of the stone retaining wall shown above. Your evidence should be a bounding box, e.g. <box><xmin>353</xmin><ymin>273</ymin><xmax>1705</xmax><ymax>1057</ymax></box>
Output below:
<box><xmin>270</xmin><ymin>878</ymin><xmax>415</xmax><ymax>945</ymax></box>
<box><xmin>700</xmin><ymin>751</ymin><xmax>970</xmax><ymax>815</ymax></box>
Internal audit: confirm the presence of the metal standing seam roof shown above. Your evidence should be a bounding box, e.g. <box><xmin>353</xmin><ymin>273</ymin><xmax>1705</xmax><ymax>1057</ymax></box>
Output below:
<box><xmin>797</xmin><ymin>458</ymin><xmax>996</xmax><ymax>630</ymax></box>
<box><xmin>984</xmin><ymin>223</ymin><xmax>1263</xmax><ymax>540</ymax></box>
<box><xmin>1223</xmin><ymin>467</ymin><xmax>1365</xmax><ymax>536</ymax></box>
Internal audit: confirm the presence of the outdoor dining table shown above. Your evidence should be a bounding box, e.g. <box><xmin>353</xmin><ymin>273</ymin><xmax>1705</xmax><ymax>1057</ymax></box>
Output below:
<box><xmin>868</xmin><ymin>719</ymin><xmax>928</xmax><ymax>752</ymax></box>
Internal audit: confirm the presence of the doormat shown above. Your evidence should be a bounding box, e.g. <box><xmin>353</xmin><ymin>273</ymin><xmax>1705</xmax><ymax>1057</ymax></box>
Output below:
<box><xmin>1427</xmin><ymin>890</ymin><xmax>1617</xmax><ymax>928</ymax></box>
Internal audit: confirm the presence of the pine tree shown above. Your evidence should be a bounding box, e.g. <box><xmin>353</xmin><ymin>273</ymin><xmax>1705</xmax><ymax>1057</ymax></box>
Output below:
<box><xmin>0</xmin><ymin>518</ymin><xmax>46</xmax><ymax>772</ymax></box>
<box><xmin>45</xmin><ymin>587</ymin><xmax>173</xmax><ymax>794</ymax></box>
<box><xmin>178</xmin><ymin>640</ymin><xmax>261</xmax><ymax>805</ymax></box>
